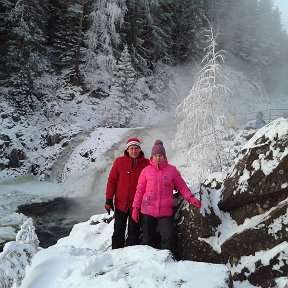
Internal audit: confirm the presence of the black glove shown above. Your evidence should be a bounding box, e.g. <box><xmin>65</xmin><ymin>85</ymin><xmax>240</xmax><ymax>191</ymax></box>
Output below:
<box><xmin>105</xmin><ymin>199</ymin><xmax>114</xmax><ymax>215</ymax></box>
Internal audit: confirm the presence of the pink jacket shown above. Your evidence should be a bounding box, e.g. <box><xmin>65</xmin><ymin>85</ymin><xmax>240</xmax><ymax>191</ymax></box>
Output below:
<box><xmin>133</xmin><ymin>159</ymin><xmax>193</xmax><ymax>218</ymax></box>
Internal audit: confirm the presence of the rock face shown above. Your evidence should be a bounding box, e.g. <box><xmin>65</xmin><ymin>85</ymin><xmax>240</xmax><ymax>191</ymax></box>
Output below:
<box><xmin>175</xmin><ymin>118</ymin><xmax>288</xmax><ymax>287</ymax></box>
<box><xmin>218</xmin><ymin>118</ymin><xmax>288</xmax><ymax>212</ymax></box>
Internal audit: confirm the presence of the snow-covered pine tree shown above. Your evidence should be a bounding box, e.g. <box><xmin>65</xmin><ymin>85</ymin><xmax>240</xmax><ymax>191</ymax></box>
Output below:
<box><xmin>15</xmin><ymin>218</ymin><xmax>39</xmax><ymax>248</ymax></box>
<box><xmin>113</xmin><ymin>45</ymin><xmax>137</xmax><ymax>103</ymax></box>
<box><xmin>74</xmin><ymin>0</ymin><xmax>86</xmax><ymax>76</ymax></box>
<box><xmin>142</xmin><ymin>0</ymin><xmax>173</xmax><ymax>65</ymax></box>
<box><xmin>122</xmin><ymin>0</ymin><xmax>153</xmax><ymax>76</ymax></box>
<box><xmin>47</xmin><ymin>0</ymin><xmax>80</xmax><ymax>71</ymax></box>
<box><xmin>2</xmin><ymin>0</ymin><xmax>48</xmax><ymax>112</ymax></box>
<box><xmin>174</xmin><ymin>20</ymin><xmax>232</xmax><ymax>181</ymax></box>
<box><xmin>0</xmin><ymin>218</ymin><xmax>39</xmax><ymax>288</ymax></box>
<box><xmin>222</xmin><ymin>0</ymin><xmax>258</xmax><ymax>65</ymax></box>
<box><xmin>83</xmin><ymin>0</ymin><xmax>126</xmax><ymax>93</ymax></box>
<box><xmin>102</xmin><ymin>45</ymin><xmax>137</xmax><ymax>127</ymax></box>
<box><xmin>170</xmin><ymin>0</ymin><xmax>206</xmax><ymax>63</ymax></box>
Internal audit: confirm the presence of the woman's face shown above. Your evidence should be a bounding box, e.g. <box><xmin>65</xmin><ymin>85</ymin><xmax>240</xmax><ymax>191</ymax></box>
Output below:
<box><xmin>152</xmin><ymin>154</ymin><xmax>165</xmax><ymax>163</ymax></box>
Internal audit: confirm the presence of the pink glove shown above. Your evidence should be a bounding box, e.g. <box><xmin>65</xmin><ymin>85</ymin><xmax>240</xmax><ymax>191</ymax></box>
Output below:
<box><xmin>132</xmin><ymin>207</ymin><xmax>140</xmax><ymax>223</ymax></box>
<box><xmin>188</xmin><ymin>196</ymin><xmax>201</xmax><ymax>208</ymax></box>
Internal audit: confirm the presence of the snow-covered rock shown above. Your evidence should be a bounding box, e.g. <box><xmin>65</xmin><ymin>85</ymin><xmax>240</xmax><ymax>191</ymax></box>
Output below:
<box><xmin>219</xmin><ymin>118</ymin><xmax>288</xmax><ymax>212</ymax></box>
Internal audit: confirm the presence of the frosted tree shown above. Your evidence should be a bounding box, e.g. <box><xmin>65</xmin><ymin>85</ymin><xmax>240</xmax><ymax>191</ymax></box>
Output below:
<box><xmin>113</xmin><ymin>45</ymin><xmax>137</xmax><ymax>102</ymax></box>
<box><xmin>2</xmin><ymin>0</ymin><xmax>48</xmax><ymax>111</ymax></box>
<box><xmin>174</xmin><ymin>21</ymin><xmax>232</xmax><ymax>181</ymax></box>
<box><xmin>0</xmin><ymin>218</ymin><xmax>39</xmax><ymax>288</ymax></box>
<box><xmin>83</xmin><ymin>0</ymin><xmax>126</xmax><ymax>92</ymax></box>
<box><xmin>102</xmin><ymin>45</ymin><xmax>137</xmax><ymax>127</ymax></box>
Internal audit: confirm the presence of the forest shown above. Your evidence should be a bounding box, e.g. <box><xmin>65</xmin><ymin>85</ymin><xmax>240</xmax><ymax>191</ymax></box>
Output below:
<box><xmin>0</xmin><ymin>0</ymin><xmax>288</xmax><ymax>117</ymax></box>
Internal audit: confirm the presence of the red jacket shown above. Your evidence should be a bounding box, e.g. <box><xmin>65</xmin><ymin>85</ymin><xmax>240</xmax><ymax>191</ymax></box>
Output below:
<box><xmin>106</xmin><ymin>150</ymin><xmax>149</xmax><ymax>213</ymax></box>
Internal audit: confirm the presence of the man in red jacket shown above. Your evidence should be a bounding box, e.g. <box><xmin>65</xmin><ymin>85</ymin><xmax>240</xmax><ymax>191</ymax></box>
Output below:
<box><xmin>105</xmin><ymin>137</ymin><xmax>149</xmax><ymax>249</ymax></box>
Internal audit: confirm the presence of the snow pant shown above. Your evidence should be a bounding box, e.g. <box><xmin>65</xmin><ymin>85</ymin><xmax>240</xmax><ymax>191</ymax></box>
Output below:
<box><xmin>112</xmin><ymin>208</ymin><xmax>141</xmax><ymax>249</ymax></box>
<box><xmin>141</xmin><ymin>214</ymin><xmax>175</xmax><ymax>251</ymax></box>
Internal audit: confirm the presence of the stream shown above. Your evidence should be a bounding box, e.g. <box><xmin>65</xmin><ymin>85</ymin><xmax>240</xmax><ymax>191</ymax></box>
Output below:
<box><xmin>17</xmin><ymin>196</ymin><xmax>100</xmax><ymax>248</ymax></box>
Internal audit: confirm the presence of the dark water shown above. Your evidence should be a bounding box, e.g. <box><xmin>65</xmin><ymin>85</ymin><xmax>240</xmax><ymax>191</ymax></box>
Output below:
<box><xmin>17</xmin><ymin>197</ymin><xmax>101</xmax><ymax>248</ymax></box>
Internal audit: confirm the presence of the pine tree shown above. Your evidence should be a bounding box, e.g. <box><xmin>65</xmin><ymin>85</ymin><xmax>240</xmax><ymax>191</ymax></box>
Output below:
<box><xmin>102</xmin><ymin>45</ymin><xmax>137</xmax><ymax>127</ymax></box>
<box><xmin>83</xmin><ymin>0</ymin><xmax>126</xmax><ymax>92</ymax></box>
<box><xmin>170</xmin><ymin>0</ymin><xmax>206</xmax><ymax>63</ymax></box>
<box><xmin>122</xmin><ymin>0</ymin><xmax>151</xmax><ymax>75</ymax></box>
<box><xmin>142</xmin><ymin>0</ymin><xmax>174</xmax><ymax>65</ymax></box>
<box><xmin>252</xmin><ymin>0</ymin><xmax>283</xmax><ymax>83</ymax></box>
<box><xmin>221</xmin><ymin>0</ymin><xmax>257</xmax><ymax>65</ymax></box>
<box><xmin>47</xmin><ymin>0</ymin><xmax>85</xmax><ymax>72</ymax></box>
<box><xmin>113</xmin><ymin>45</ymin><xmax>137</xmax><ymax>103</ymax></box>
<box><xmin>0</xmin><ymin>218</ymin><xmax>39</xmax><ymax>288</ymax></box>
<box><xmin>2</xmin><ymin>0</ymin><xmax>48</xmax><ymax>111</ymax></box>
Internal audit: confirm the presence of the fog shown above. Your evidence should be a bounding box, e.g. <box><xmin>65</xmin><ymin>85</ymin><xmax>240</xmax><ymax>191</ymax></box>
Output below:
<box><xmin>274</xmin><ymin>0</ymin><xmax>288</xmax><ymax>31</ymax></box>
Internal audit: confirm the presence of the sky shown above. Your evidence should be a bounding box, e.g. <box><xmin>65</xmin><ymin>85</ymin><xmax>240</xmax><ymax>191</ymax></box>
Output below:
<box><xmin>274</xmin><ymin>0</ymin><xmax>288</xmax><ymax>31</ymax></box>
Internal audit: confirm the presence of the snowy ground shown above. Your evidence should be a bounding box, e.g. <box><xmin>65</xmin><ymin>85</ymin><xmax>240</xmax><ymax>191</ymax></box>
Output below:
<box><xmin>20</xmin><ymin>214</ymin><xmax>233</xmax><ymax>288</ymax></box>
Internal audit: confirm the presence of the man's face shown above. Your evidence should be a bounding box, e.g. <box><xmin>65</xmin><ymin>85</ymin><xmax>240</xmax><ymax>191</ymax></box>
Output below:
<box><xmin>127</xmin><ymin>145</ymin><xmax>141</xmax><ymax>159</ymax></box>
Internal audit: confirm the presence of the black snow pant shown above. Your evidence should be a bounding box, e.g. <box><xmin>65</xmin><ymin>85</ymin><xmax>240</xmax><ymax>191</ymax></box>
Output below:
<box><xmin>112</xmin><ymin>208</ymin><xmax>141</xmax><ymax>249</ymax></box>
<box><xmin>141</xmin><ymin>214</ymin><xmax>175</xmax><ymax>251</ymax></box>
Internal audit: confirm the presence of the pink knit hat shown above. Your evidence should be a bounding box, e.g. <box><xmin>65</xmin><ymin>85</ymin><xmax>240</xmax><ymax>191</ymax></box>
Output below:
<box><xmin>126</xmin><ymin>138</ymin><xmax>141</xmax><ymax>149</ymax></box>
<box><xmin>151</xmin><ymin>140</ymin><xmax>166</xmax><ymax>156</ymax></box>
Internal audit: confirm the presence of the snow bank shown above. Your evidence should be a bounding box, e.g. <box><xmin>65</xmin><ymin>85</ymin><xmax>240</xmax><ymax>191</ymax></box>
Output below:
<box><xmin>21</xmin><ymin>215</ymin><xmax>231</xmax><ymax>288</ymax></box>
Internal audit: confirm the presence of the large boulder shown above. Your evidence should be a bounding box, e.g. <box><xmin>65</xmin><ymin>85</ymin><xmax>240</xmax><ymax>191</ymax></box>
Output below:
<box><xmin>174</xmin><ymin>186</ymin><xmax>225</xmax><ymax>264</ymax></box>
<box><xmin>215</xmin><ymin>118</ymin><xmax>288</xmax><ymax>286</ymax></box>
<box><xmin>219</xmin><ymin>118</ymin><xmax>288</xmax><ymax>213</ymax></box>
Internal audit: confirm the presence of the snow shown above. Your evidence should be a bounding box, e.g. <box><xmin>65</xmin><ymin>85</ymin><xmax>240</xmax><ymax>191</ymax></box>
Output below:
<box><xmin>20</xmin><ymin>214</ymin><xmax>231</xmax><ymax>288</ymax></box>
<box><xmin>267</xmin><ymin>208</ymin><xmax>288</xmax><ymax>239</ymax></box>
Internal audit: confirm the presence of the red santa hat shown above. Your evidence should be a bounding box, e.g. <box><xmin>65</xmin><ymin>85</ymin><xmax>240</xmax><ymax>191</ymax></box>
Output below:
<box><xmin>126</xmin><ymin>138</ymin><xmax>141</xmax><ymax>149</ymax></box>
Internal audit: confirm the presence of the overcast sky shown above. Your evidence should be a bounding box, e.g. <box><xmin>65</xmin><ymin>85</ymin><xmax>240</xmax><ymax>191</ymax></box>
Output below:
<box><xmin>274</xmin><ymin>0</ymin><xmax>288</xmax><ymax>31</ymax></box>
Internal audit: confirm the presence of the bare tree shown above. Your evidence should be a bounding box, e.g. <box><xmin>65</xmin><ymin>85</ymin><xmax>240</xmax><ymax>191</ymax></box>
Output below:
<box><xmin>174</xmin><ymin>20</ymin><xmax>232</xmax><ymax>181</ymax></box>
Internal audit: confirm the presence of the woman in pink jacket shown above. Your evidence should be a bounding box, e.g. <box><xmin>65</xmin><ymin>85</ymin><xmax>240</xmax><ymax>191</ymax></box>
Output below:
<box><xmin>132</xmin><ymin>140</ymin><xmax>201</xmax><ymax>251</ymax></box>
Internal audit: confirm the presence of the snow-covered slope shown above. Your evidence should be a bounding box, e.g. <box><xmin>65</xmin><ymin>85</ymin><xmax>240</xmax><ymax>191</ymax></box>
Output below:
<box><xmin>21</xmin><ymin>214</ymin><xmax>232</xmax><ymax>288</ymax></box>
